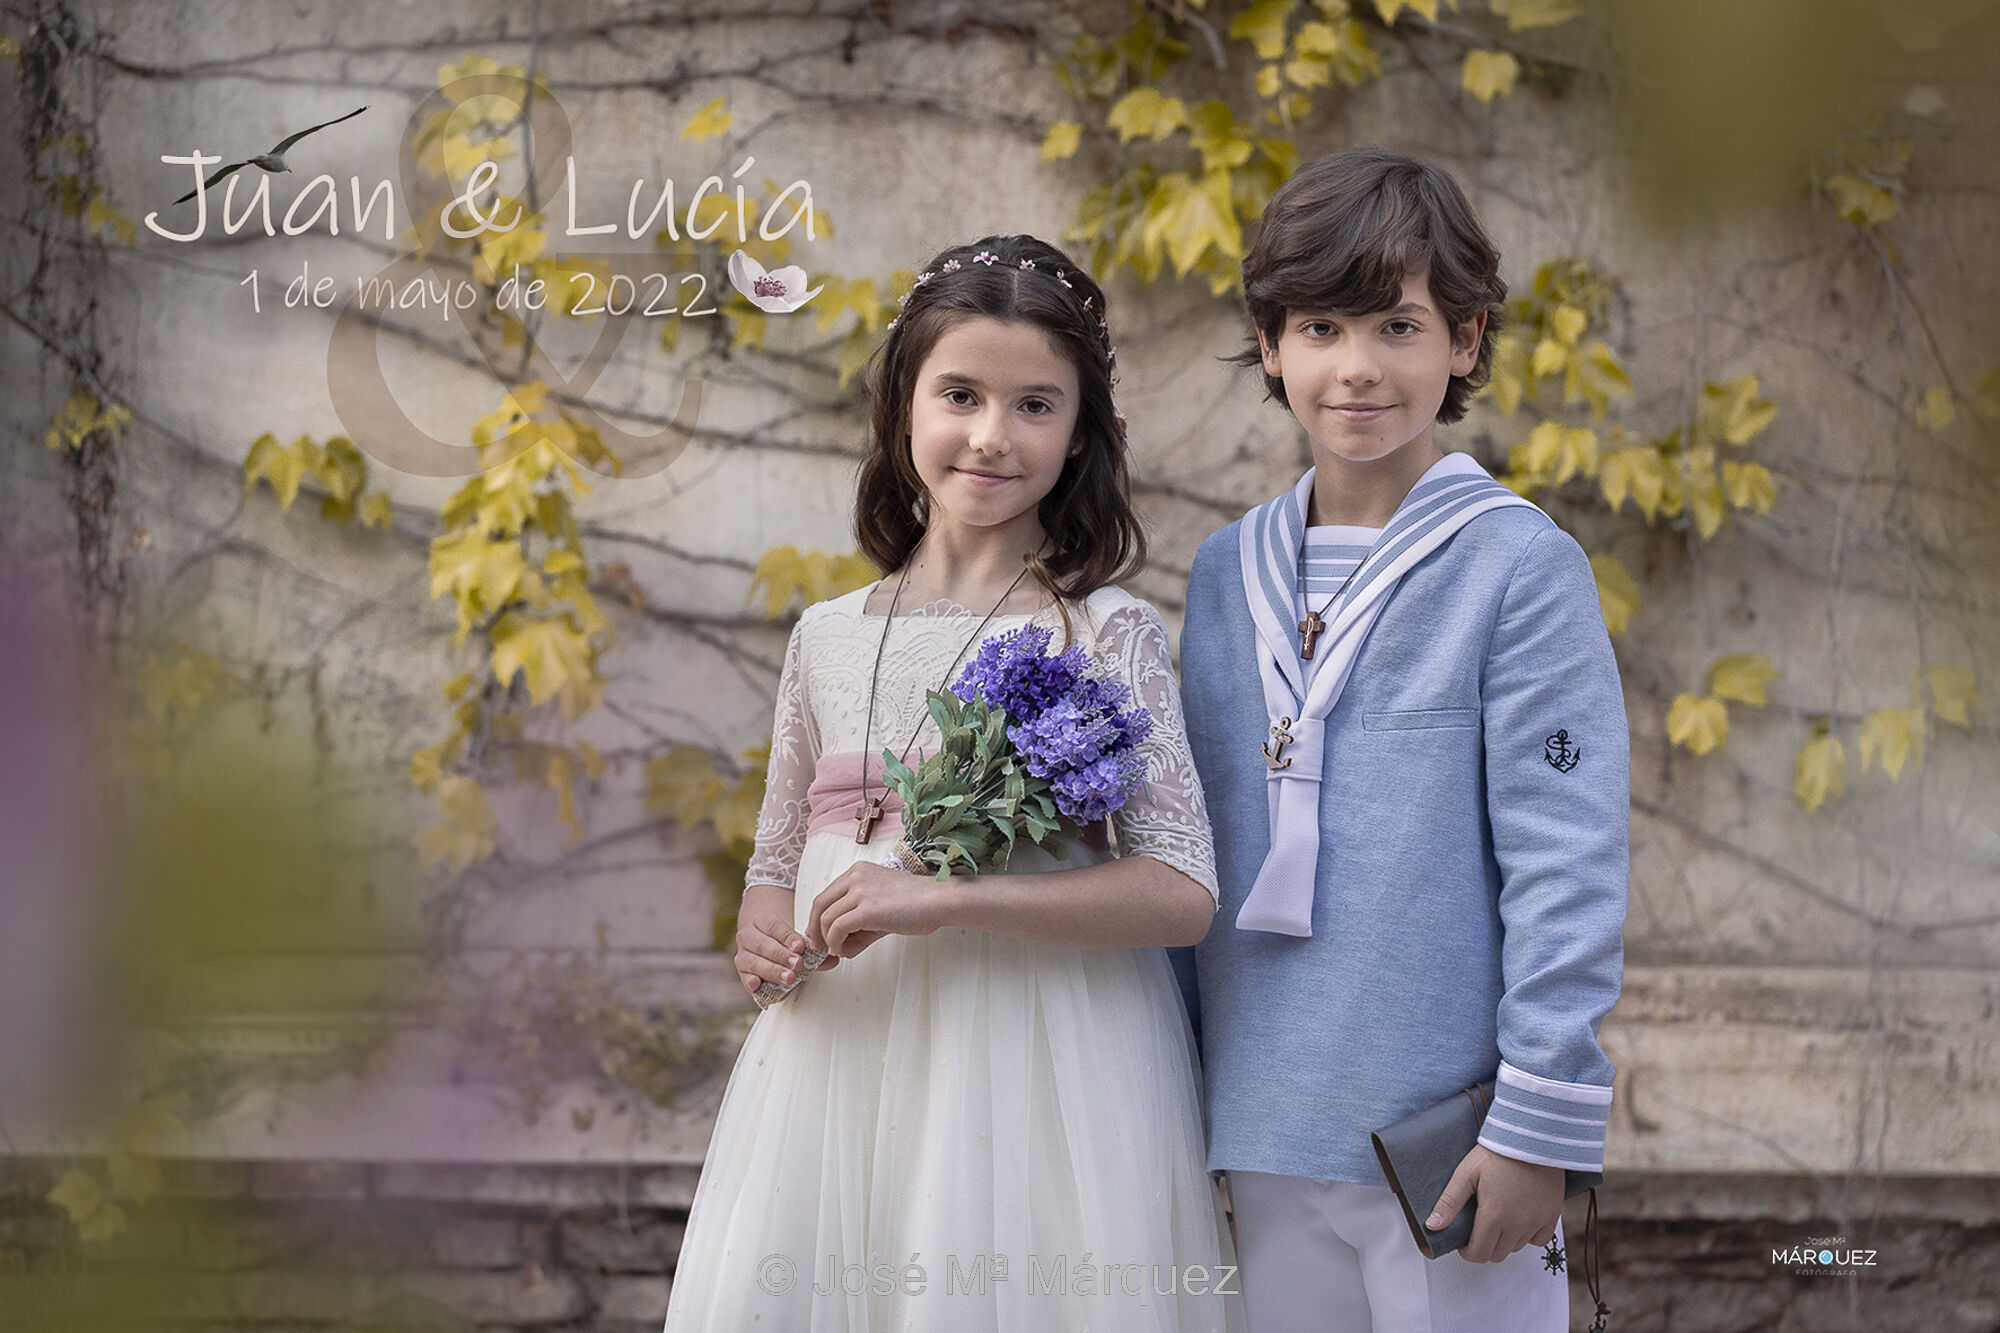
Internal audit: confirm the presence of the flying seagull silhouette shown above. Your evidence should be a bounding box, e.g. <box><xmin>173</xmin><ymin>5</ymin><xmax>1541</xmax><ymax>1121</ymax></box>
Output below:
<box><xmin>173</xmin><ymin>105</ymin><xmax>369</xmax><ymax>205</ymax></box>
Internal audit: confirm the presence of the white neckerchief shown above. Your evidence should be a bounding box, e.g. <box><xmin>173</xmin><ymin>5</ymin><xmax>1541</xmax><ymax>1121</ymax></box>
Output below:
<box><xmin>1234</xmin><ymin>451</ymin><xmax>1538</xmax><ymax>936</ymax></box>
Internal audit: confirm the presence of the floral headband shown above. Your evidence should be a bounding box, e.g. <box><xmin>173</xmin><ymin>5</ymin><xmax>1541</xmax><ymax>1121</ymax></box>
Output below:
<box><xmin>887</xmin><ymin>250</ymin><xmax>1118</xmax><ymax>380</ymax></box>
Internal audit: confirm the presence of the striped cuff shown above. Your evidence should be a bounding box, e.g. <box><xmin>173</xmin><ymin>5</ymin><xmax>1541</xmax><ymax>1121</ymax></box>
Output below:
<box><xmin>1476</xmin><ymin>1061</ymin><xmax>1611</xmax><ymax>1173</ymax></box>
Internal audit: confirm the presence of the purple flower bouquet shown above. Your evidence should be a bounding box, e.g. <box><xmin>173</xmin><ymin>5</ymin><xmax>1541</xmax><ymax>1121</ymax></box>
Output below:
<box><xmin>753</xmin><ymin>624</ymin><xmax>1152</xmax><ymax>1007</ymax></box>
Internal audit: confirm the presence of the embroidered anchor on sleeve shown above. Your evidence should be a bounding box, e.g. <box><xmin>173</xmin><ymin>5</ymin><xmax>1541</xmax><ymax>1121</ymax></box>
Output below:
<box><xmin>1544</xmin><ymin>729</ymin><xmax>1581</xmax><ymax>772</ymax></box>
<box><xmin>1263</xmin><ymin>717</ymin><xmax>1295</xmax><ymax>771</ymax></box>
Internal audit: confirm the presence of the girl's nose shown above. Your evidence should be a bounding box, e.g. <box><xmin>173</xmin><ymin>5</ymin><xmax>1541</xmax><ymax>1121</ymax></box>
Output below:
<box><xmin>967</xmin><ymin>408</ymin><xmax>1010</xmax><ymax>454</ymax></box>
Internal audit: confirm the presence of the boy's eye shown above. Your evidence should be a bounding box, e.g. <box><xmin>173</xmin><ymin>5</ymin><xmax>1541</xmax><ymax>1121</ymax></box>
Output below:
<box><xmin>1301</xmin><ymin>320</ymin><xmax>1334</xmax><ymax>338</ymax></box>
<box><xmin>1385</xmin><ymin>319</ymin><xmax>1419</xmax><ymax>336</ymax></box>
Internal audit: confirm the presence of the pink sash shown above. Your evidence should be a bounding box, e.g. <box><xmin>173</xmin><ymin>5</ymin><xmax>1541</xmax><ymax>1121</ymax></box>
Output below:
<box><xmin>803</xmin><ymin>748</ymin><xmax>1108</xmax><ymax>851</ymax></box>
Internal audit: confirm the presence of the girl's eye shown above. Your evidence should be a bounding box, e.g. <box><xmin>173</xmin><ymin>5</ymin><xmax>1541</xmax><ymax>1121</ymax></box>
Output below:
<box><xmin>1020</xmin><ymin>398</ymin><xmax>1052</xmax><ymax>415</ymax></box>
<box><xmin>943</xmin><ymin>388</ymin><xmax>976</xmax><ymax>407</ymax></box>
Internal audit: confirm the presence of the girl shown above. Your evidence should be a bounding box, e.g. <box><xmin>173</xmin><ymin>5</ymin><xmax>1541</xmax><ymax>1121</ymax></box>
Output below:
<box><xmin>661</xmin><ymin>235</ymin><xmax>1242</xmax><ymax>1332</ymax></box>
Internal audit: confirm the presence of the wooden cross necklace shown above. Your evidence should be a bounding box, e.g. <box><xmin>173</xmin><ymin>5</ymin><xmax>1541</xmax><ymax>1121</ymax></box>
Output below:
<box><xmin>1297</xmin><ymin>545</ymin><xmax>1371</xmax><ymax>660</ymax></box>
<box><xmin>854</xmin><ymin>550</ymin><xmax>1039</xmax><ymax>843</ymax></box>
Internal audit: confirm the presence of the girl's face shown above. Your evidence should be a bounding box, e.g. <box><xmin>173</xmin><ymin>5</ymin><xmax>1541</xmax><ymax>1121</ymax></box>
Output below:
<box><xmin>907</xmin><ymin>316</ymin><xmax>1081</xmax><ymax>541</ymax></box>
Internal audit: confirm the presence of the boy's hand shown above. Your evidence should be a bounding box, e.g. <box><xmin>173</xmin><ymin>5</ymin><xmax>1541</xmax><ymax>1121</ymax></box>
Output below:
<box><xmin>733</xmin><ymin>883</ymin><xmax>838</xmax><ymax>997</ymax></box>
<box><xmin>1425</xmin><ymin>1144</ymin><xmax>1563</xmax><ymax>1263</ymax></box>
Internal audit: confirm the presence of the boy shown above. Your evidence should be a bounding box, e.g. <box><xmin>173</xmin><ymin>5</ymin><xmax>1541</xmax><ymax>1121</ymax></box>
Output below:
<box><xmin>1171</xmin><ymin>148</ymin><xmax>1628</xmax><ymax>1331</ymax></box>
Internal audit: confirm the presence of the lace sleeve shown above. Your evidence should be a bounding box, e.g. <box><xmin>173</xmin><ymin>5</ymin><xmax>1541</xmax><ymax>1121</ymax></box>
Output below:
<box><xmin>1095</xmin><ymin>599</ymin><xmax>1220</xmax><ymax>901</ymax></box>
<box><xmin>743</xmin><ymin>614</ymin><xmax>817</xmax><ymax>892</ymax></box>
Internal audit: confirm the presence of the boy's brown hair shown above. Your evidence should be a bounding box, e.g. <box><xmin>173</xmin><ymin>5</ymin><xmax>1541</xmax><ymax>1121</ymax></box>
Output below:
<box><xmin>1233</xmin><ymin>147</ymin><xmax>1505</xmax><ymax>424</ymax></box>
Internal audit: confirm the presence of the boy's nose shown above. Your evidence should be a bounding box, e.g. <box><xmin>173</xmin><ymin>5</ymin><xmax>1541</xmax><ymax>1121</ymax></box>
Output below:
<box><xmin>1337</xmin><ymin>346</ymin><xmax>1384</xmax><ymax>384</ymax></box>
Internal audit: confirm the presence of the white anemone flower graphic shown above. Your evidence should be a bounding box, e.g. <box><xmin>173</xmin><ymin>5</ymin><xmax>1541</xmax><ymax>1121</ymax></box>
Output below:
<box><xmin>727</xmin><ymin>250</ymin><xmax>823</xmax><ymax>313</ymax></box>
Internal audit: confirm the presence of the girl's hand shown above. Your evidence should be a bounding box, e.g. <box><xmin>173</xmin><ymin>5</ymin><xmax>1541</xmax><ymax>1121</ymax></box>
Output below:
<box><xmin>734</xmin><ymin>883</ymin><xmax>839</xmax><ymax>997</ymax></box>
<box><xmin>807</xmin><ymin>862</ymin><xmax>949</xmax><ymax>959</ymax></box>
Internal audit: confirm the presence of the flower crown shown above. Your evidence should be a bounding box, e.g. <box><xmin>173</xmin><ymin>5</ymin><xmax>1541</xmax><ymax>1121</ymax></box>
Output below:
<box><xmin>887</xmin><ymin>250</ymin><xmax>1118</xmax><ymax>384</ymax></box>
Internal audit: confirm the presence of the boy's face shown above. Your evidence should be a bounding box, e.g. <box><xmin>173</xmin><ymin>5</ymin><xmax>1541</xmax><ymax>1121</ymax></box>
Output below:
<box><xmin>1256</xmin><ymin>269</ymin><xmax>1483</xmax><ymax>470</ymax></box>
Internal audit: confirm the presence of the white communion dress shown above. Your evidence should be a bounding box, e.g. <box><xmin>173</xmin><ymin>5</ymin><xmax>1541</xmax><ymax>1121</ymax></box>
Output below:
<box><xmin>661</xmin><ymin>583</ymin><xmax>1244</xmax><ymax>1332</ymax></box>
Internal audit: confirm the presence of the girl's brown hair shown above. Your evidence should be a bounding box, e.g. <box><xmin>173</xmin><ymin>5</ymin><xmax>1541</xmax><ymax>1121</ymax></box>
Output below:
<box><xmin>855</xmin><ymin>234</ymin><xmax>1145</xmax><ymax>613</ymax></box>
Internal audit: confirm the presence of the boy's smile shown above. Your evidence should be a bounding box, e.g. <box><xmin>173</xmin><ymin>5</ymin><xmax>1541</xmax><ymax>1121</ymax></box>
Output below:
<box><xmin>1257</xmin><ymin>269</ymin><xmax>1483</xmax><ymax>480</ymax></box>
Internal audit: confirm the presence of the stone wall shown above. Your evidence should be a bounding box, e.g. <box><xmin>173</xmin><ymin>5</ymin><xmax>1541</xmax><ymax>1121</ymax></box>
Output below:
<box><xmin>3</xmin><ymin>0</ymin><xmax>1998</xmax><ymax>1325</ymax></box>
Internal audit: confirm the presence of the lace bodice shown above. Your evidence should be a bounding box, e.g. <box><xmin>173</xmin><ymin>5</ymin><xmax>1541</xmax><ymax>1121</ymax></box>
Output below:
<box><xmin>744</xmin><ymin>583</ymin><xmax>1219</xmax><ymax>900</ymax></box>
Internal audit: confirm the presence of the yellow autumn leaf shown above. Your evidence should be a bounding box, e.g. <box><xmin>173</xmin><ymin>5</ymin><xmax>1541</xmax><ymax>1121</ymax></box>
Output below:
<box><xmin>1826</xmin><ymin>173</ymin><xmax>1896</xmax><ymax>228</ymax></box>
<box><xmin>1461</xmin><ymin>49</ymin><xmax>1520</xmax><ymax>103</ymax></box>
<box><xmin>1915</xmin><ymin>663</ymin><xmax>1983</xmax><ymax>729</ymax></box>
<box><xmin>415</xmin><ymin>775</ymin><xmax>496</xmax><ymax>873</ymax></box>
<box><xmin>1588</xmin><ymin>554</ymin><xmax>1641</xmax><ymax>637</ymax></box>
<box><xmin>1531</xmin><ymin>337</ymin><xmax>1568</xmax><ymax>379</ymax></box>
<box><xmin>1915</xmin><ymin>386</ymin><xmax>1956</xmax><ymax>431</ymax></box>
<box><xmin>1491</xmin><ymin>0</ymin><xmax>1578</xmax><ymax>29</ymax></box>
<box><xmin>429</xmin><ymin>527</ymin><xmax>527</xmax><ymax>611</ymax></box>
<box><xmin>1376</xmin><ymin>0</ymin><xmax>1450</xmax><ymax>21</ymax></box>
<box><xmin>682</xmin><ymin>95</ymin><xmax>732</xmax><ymax>142</ymax></box>
<box><xmin>648</xmin><ymin>744</ymin><xmax>725</xmax><ymax>827</ymax></box>
<box><xmin>1666</xmin><ymin>694</ymin><xmax>1729</xmax><ymax>757</ymax></box>
<box><xmin>359</xmin><ymin>489</ymin><xmax>395</xmax><ymax>531</ymax></box>
<box><xmin>1256</xmin><ymin>63</ymin><xmax>1285</xmax><ymax>98</ymax></box>
<box><xmin>1144</xmin><ymin>168</ymin><xmax>1243</xmax><ymax>277</ymax></box>
<box><xmin>489</xmin><ymin>610</ymin><xmax>594</xmax><ymax>707</ymax></box>
<box><xmin>713</xmin><ymin>741</ymin><xmax>770</xmax><ymax>847</ymax></box>
<box><xmin>1859</xmin><ymin>708</ymin><xmax>1925</xmax><ymax>780</ymax></box>
<box><xmin>1708</xmin><ymin>653</ymin><xmax>1779</xmax><ymax>706</ymax></box>
<box><xmin>1187</xmin><ymin>99</ymin><xmax>1254</xmax><ymax>170</ymax></box>
<box><xmin>577</xmin><ymin>739</ymin><xmax>605</xmax><ymax>781</ymax></box>
<box><xmin>1973</xmin><ymin>366</ymin><xmax>2000</xmax><ymax>418</ymax></box>
<box><xmin>1684</xmin><ymin>457</ymin><xmax>1726</xmax><ymax>538</ymax></box>
<box><xmin>1040</xmin><ymin>120</ymin><xmax>1082</xmax><ymax>161</ymax></box>
<box><xmin>1550</xmin><ymin>304</ymin><xmax>1588</xmax><ymax>346</ymax></box>
<box><xmin>1108</xmin><ymin>87</ymin><xmax>1189</xmax><ymax>143</ymax></box>
<box><xmin>106</xmin><ymin>1149</ymin><xmax>161</xmax><ymax>1204</ymax></box>
<box><xmin>1700</xmin><ymin>375</ymin><xmax>1777</xmax><ymax>446</ymax></box>
<box><xmin>48</xmin><ymin>1168</ymin><xmax>105</xmax><ymax>1224</ymax></box>
<box><xmin>1794</xmin><ymin>728</ymin><xmax>1847</xmax><ymax>813</ymax></box>
<box><xmin>243</xmin><ymin>432</ymin><xmax>309</xmax><ymax>510</ymax></box>
<box><xmin>1230</xmin><ymin>0</ymin><xmax>1297</xmax><ymax>59</ymax></box>
<box><xmin>1720</xmin><ymin>460</ymin><xmax>1776</xmax><ymax>514</ymax></box>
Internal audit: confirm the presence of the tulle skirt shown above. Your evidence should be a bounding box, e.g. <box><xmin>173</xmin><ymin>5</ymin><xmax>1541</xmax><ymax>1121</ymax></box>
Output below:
<box><xmin>661</xmin><ymin>830</ymin><xmax>1243</xmax><ymax>1332</ymax></box>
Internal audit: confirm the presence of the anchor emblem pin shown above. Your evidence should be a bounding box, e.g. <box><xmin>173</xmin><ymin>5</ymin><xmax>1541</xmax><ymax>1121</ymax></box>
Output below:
<box><xmin>1544</xmin><ymin>728</ymin><xmax>1581</xmax><ymax>773</ymax></box>
<box><xmin>1263</xmin><ymin>717</ymin><xmax>1295</xmax><ymax>771</ymax></box>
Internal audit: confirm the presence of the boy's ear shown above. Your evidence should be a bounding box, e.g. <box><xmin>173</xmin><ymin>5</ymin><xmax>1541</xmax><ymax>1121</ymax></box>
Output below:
<box><xmin>1450</xmin><ymin>310</ymin><xmax>1487</xmax><ymax>378</ymax></box>
<box><xmin>1256</xmin><ymin>326</ymin><xmax>1283</xmax><ymax>378</ymax></box>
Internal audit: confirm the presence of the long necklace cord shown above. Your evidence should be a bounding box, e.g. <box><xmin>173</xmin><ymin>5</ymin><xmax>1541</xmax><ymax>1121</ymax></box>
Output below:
<box><xmin>854</xmin><ymin>544</ymin><xmax>1040</xmax><ymax>844</ymax></box>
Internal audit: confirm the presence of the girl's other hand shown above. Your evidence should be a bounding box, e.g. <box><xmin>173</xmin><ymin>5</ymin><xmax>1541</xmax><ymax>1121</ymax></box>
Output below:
<box><xmin>734</xmin><ymin>883</ymin><xmax>838</xmax><ymax>997</ymax></box>
<box><xmin>807</xmin><ymin>862</ymin><xmax>946</xmax><ymax>959</ymax></box>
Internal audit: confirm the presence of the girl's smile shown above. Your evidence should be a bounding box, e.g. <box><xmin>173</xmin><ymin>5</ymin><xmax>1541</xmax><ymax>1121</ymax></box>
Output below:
<box><xmin>909</xmin><ymin>317</ymin><xmax>1080</xmax><ymax>538</ymax></box>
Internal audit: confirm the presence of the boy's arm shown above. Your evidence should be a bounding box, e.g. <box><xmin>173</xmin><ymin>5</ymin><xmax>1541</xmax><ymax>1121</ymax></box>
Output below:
<box><xmin>1475</xmin><ymin>525</ymin><xmax>1629</xmax><ymax>1175</ymax></box>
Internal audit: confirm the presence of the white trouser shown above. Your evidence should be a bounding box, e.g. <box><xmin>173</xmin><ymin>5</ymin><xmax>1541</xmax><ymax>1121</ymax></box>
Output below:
<box><xmin>1226</xmin><ymin>1171</ymin><xmax>1566</xmax><ymax>1333</ymax></box>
